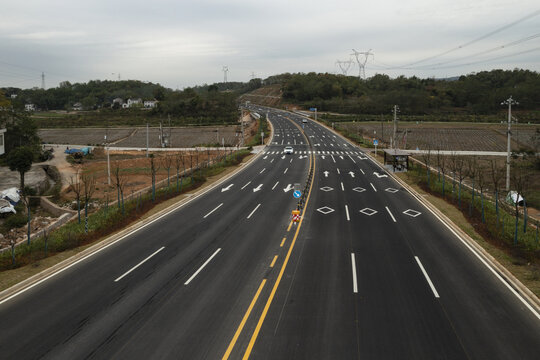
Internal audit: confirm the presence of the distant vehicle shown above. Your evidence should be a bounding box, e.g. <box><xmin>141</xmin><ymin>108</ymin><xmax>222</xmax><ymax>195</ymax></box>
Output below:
<box><xmin>302</xmin><ymin>119</ymin><xmax>307</xmax><ymax>123</ymax></box>
<box><xmin>284</xmin><ymin>146</ymin><xmax>294</xmax><ymax>154</ymax></box>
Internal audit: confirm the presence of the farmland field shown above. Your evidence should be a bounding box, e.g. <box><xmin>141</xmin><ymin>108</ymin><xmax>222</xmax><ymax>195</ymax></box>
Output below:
<box><xmin>339</xmin><ymin>122</ymin><xmax>539</xmax><ymax>152</ymax></box>
<box><xmin>38</xmin><ymin>125</ymin><xmax>242</xmax><ymax>148</ymax></box>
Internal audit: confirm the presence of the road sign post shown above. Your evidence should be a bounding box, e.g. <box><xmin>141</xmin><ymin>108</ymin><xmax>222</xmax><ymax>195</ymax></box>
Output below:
<box><xmin>373</xmin><ymin>138</ymin><xmax>379</xmax><ymax>155</ymax></box>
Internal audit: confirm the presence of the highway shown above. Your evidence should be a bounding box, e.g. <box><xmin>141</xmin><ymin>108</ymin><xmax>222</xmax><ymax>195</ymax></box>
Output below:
<box><xmin>0</xmin><ymin>107</ymin><xmax>539</xmax><ymax>359</ymax></box>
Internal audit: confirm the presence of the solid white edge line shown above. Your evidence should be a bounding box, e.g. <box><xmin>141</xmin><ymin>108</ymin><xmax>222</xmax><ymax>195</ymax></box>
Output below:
<box><xmin>351</xmin><ymin>253</ymin><xmax>358</xmax><ymax>293</ymax></box>
<box><xmin>272</xmin><ymin>181</ymin><xmax>279</xmax><ymax>190</ymax></box>
<box><xmin>241</xmin><ymin>181</ymin><xmax>251</xmax><ymax>190</ymax></box>
<box><xmin>415</xmin><ymin>256</ymin><xmax>440</xmax><ymax>298</ymax></box>
<box><xmin>114</xmin><ymin>247</ymin><xmax>165</xmax><ymax>282</ymax></box>
<box><xmin>184</xmin><ymin>248</ymin><xmax>222</xmax><ymax>285</ymax></box>
<box><xmin>345</xmin><ymin>205</ymin><xmax>350</xmax><ymax>221</ymax></box>
<box><xmin>247</xmin><ymin>203</ymin><xmax>261</xmax><ymax>219</ymax></box>
<box><xmin>385</xmin><ymin>206</ymin><xmax>397</xmax><ymax>223</ymax></box>
<box><xmin>203</xmin><ymin>203</ymin><xmax>224</xmax><ymax>219</ymax></box>
<box><xmin>370</xmin><ymin>183</ymin><xmax>377</xmax><ymax>192</ymax></box>
<box><xmin>391</xmin><ymin>166</ymin><xmax>540</xmax><ymax>319</ymax></box>
<box><xmin>1</xmin><ymin>117</ymin><xmax>274</xmax><ymax>305</ymax></box>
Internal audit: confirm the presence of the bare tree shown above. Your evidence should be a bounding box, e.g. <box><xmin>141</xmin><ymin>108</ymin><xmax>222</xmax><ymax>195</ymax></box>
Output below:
<box><xmin>476</xmin><ymin>160</ymin><xmax>487</xmax><ymax>223</ymax></box>
<box><xmin>439</xmin><ymin>153</ymin><xmax>447</xmax><ymax>197</ymax></box>
<box><xmin>466</xmin><ymin>156</ymin><xmax>478</xmax><ymax>217</ymax></box>
<box><xmin>420</xmin><ymin>149</ymin><xmax>432</xmax><ymax>188</ymax></box>
<box><xmin>162</xmin><ymin>154</ymin><xmax>173</xmax><ymax>189</ymax></box>
<box><xmin>454</xmin><ymin>155</ymin><xmax>467</xmax><ymax>208</ymax></box>
<box><xmin>148</xmin><ymin>154</ymin><xmax>159</xmax><ymax>201</ymax></box>
<box><xmin>511</xmin><ymin>158</ymin><xmax>531</xmax><ymax>244</ymax></box>
<box><xmin>81</xmin><ymin>172</ymin><xmax>96</xmax><ymax>233</ymax></box>
<box><xmin>174</xmin><ymin>152</ymin><xmax>184</xmax><ymax>193</ymax></box>
<box><xmin>113</xmin><ymin>161</ymin><xmax>127</xmax><ymax>213</ymax></box>
<box><xmin>489</xmin><ymin>158</ymin><xmax>504</xmax><ymax>222</ymax></box>
<box><xmin>69</xmin><ymin>168</ymin><xmax>82</xmax><ymax>224</ymax></box>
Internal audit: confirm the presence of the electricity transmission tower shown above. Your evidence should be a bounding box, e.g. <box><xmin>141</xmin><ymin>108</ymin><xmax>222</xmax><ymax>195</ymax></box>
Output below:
<box><xmin>351</xmin><ymin>49</ymin><xmax>374</xmax><ymax>80</ymax></box>
<box><xmin>222</xmin><ymin>65</ymin><xmax>229</xmax><ymax>83</ymax></box>
<box><xmin>41</xmin><ymin>72</ymin><xmax>45</xmax><ymax>89</ymax></box>
<box><xmin>335</xmin><ymin>59</ymin><xmax>354</xmax><ymax>75</ymax></box>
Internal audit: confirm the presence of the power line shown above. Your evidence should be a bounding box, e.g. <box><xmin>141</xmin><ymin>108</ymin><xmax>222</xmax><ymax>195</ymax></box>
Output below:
<box><xmin>401</xmin><ymin>9</ymin><xmax>540</xmax><ymax>67</ymax></box>
<box><xmin>413</xmin><ymin>46</ymin><xmax>540</xmax><ymax>70</ymax></box>
<box><xmin>410</xmin><ymin>32</ymin><xmax>540</xmax><ymax>69</ymax></box>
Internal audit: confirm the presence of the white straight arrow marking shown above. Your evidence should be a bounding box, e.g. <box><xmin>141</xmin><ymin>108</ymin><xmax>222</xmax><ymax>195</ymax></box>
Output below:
<box><xmin>221</xmin><ymin>184</ymin><xmax>233</xmax><ymax>192</ymax></box>
<box><xmin>324</xmin><ymin>171</ymin><xmax>329</xmax><ymax>177</ymax></box>
<box><xmin>349</xmin><ymin>171</ymin><xmax>355</xmax><ymax>178</ymax></box>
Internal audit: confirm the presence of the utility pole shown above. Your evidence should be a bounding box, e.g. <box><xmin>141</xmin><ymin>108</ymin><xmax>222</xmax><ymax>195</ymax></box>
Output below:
<box><xmin>106</xmin><ymin>118</ymin><xmax>110</xmax><ymax>185</ymax></box>
<box><xmin>41</xmin><ymin>72</ymin><xmax>45</xmax><ymax>90</ymax></box>
<box><xmin>241</xmin><ymin>109</ymin><xmax>244</xmax><ymax>147</ymax></box>
<box><xmin>501</xmin><ymin>96</ymin><xmax>518</xmax><ymax>191</ymax></box>
<box><xmin>146</xmin><ymin>123</ymin><xmax>149</xmax><ymax>157</ymax></box>
<box><xmin>168</xmin><ymin>114</ymin><xmax>172</xmax><ymax>148</ymax></box>
<box><xmin>392</xmin><ymin>105</ymin><xmax>399</xmax><ymax>149</ymax></box>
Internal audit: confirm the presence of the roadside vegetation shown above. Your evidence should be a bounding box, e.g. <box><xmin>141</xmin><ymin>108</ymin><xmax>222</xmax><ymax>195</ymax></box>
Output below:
<box><xmin>400</xmin><ymin>157</ymin><xmax>539</xmax><ymax>296</ymax></box>
<box><xmin>0</xmin><ymin>149</ymin><xmax>251</xmax><ymax>273</ymax></box>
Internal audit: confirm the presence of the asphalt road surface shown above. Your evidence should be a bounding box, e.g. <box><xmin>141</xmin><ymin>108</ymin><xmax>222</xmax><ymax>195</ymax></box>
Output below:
<box><xmin>0</xmin><ymin>107</ymin><xmax>538</xmax><ymax>359</ymax></box>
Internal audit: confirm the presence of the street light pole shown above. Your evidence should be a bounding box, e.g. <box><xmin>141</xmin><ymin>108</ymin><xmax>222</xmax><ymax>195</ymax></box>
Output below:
<box><xmin>501</xmin><ymin>96</ymin><xmax>518</xmax><ymax>191</ymax></box>
<box><xmin>392</xmin><ymin>105</ymin><xmax>399</xmax><ymax>150</ymax></box>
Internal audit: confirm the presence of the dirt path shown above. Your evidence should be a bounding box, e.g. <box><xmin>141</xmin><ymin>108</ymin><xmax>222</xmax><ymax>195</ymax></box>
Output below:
<box><xmin>37</xmin><ymin>145</ymin><xmax>78</xmax><ymax>190</ymax></box>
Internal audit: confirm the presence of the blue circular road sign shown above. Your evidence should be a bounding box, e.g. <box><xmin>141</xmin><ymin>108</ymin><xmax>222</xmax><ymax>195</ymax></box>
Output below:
<box><xmin>293</xmin><ymin>190</ymin><xmax>302</xmax><ymax>198</ymax></box>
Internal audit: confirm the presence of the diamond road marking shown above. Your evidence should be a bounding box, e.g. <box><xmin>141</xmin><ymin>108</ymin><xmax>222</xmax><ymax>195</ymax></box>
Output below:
<box><xmin>317</xmin><ymin>206</ymin><xmax>335</xmax><ymax>215</ymax></box>
<box><xmin>320</xmin><ymin>186</ymin><xmax>334</xmax><ymax>192</ymax></box>
<box><xmin>359</xmin><ymin>208</ymin><xmax>378</xmax><ymax>216</ymax></box>
<box><xmin>403</xmin><ymin>209</ymin><xmax>422</xmax><ymax>217</ymax></box>
<box><xmin>385</xmin><ymin>188</ymin><xmax>399</xmax><ymax>193</ymax></box>
<box><xmin>352</xmin><ymin>187</ymin><xmax>366</xmax><ymax>193</ymax></box>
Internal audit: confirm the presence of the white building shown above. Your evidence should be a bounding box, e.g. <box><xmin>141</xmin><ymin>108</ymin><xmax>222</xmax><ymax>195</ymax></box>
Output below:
<box><xmin>0</xmin><ymin>128</ymin><xmax>6</xmax><ymax>155</ymax></box>
<box><xmin>144</xmin><ymin>100</ymin><xmax>158</xmax><ymax>108</ymax></box>
<box><xmin>127</xmin><ymin>98</ymin><xmax>142</xmax><ymax>108</ymax></box>
<box><xmin>25</xmin><ymin>104</ymin><xmax>36</xmax><ymax>112</ymax></box>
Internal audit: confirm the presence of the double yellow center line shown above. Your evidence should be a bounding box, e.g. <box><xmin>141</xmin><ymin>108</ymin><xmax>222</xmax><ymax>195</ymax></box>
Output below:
<box><xmin>223</xmin><ymin>137</ymin><xmax>316</xmax><ymax>359</ymax></box>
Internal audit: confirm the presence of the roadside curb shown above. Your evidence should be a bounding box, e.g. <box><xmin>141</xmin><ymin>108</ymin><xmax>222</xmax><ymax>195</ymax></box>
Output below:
<box><xmin>295</xmin><ymin>111</ymin><xmax>540</xmax><ymax>314</ymax></box>
<box><xmin>0</xmin><ymin>141</ymin><xmax>271</xmax><ymax>304</ymax></box>
<box><xmin>388</xmin><ymin>167</ymin><xmax>540</xmax><ymax>312</ymax></box>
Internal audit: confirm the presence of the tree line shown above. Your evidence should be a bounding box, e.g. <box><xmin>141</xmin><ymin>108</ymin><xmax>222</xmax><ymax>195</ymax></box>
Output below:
<box><xmin>277</xmin><ymin>69</ymin><xmax>540</xmax><ymax>117</ymax></box>
<box><xmin>1</xmin><ymin>78</ymin><xmax>264</xmax><ymax>125</ymax></box>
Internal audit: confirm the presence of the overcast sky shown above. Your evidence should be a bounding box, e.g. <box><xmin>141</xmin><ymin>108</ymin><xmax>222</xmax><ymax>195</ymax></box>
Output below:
<box><xmin>1</xmin><ymin>0</ymin><xmax>539</xmax><ymax>89</ymax></box>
